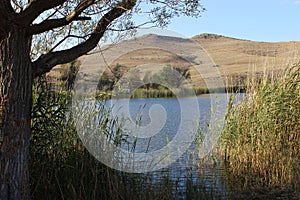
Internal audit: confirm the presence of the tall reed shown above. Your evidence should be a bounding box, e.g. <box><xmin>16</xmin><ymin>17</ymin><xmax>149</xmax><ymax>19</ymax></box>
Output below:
<box><xmin>30</xmin><ymin>77</ymin><xmax>224</xmax><ymax>199</ymax></box>
<box><xmin>221</xmin><ymin>63</ymin><xmax>300</xmax><ymax>191</ymax></box>
<box><xmin>30</xmin><ymin>77</ymin><xmax>144</xmax><ymax>199</ymax></box>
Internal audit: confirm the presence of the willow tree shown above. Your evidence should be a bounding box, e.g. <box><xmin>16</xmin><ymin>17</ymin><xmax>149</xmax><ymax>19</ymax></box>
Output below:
<box><xmin>0</xmin><ymin>0</ymin><xmax>204</xmax><ymax>199</ymax></box>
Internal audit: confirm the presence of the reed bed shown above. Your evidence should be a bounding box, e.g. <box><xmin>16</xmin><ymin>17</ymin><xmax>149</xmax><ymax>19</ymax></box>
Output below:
<box><xmin>30</xmin><ymin>77</ymin><xmax>224</xmax><ymax>199</ymax></box>
<box><xmin>96</xmin><ymin>86</ymin><xmax>239</xmax><ymax>99</ymax></box>
<box><xmin>221</xmin><ymin>63</ymin><xmax>300</xmax><ymax>191</ymax></box>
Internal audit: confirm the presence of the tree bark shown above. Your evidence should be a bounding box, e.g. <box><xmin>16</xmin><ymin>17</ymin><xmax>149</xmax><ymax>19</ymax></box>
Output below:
<box><xmin>0</xmin><ymin>26</ymin><xmax>32</xmax><ymax>200</ymax></box>
<box><xmin>0</xmin><ymin>1</ymin><xmax>135</xmax><ymax>199</ymax></box>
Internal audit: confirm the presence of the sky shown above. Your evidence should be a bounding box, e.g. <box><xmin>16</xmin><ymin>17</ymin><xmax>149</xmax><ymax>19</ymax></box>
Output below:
<box><xmin>161</xmin><ymin>0</ymin><xmax>300</xmax><ymax>42</ymax></box>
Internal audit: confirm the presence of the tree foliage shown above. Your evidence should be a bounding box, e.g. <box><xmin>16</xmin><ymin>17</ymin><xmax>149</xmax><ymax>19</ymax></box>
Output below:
<box><xmin>152</xmin><ymin>65</ymin><xmax>191</xmax><ymax>88</ymax></box>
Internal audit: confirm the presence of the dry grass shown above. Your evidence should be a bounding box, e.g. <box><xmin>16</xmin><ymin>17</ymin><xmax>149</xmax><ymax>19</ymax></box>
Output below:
<box><xmin>221</xmin><ymin>63</ymin><xmax>300</xmax><ymax>191</ymax></box>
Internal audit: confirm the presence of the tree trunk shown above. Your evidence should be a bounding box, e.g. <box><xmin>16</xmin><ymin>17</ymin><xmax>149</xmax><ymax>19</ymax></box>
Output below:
<box><xmin>0</xmin><ymin>27</ymin><xmax>32</xmax><ymax>200</ymax></box>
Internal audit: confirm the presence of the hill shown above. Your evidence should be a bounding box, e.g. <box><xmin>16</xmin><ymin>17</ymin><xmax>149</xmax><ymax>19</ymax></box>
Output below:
<box><xmin>49</xmin><ymin>33</ymin><xmax>300</xmax><ymax>90</ymax></box>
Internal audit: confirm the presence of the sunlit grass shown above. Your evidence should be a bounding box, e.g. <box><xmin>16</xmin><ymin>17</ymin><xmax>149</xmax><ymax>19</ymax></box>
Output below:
<box><xmin>221</xmin><ymin>63</ymin><xmax>300</xmax><ymax>190</ymax></box>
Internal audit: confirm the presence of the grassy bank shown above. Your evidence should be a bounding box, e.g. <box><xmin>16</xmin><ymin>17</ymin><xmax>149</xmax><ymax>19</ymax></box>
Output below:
<box><xmin>221</xmin><ymin>63</ymin><xmax>300</xmax><ymax>192</ymax></box>
<box><xmin>96</xmin><ymin>86</ymin><xmax>245</xmax><ymax>99</ymax></box>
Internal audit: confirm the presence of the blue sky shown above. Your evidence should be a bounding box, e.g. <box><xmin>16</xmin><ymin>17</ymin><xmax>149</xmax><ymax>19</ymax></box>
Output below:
<box><xmin>164</xmin><ymin>0</ymin><xmax>300</xmax><ymax>42</ymax></box>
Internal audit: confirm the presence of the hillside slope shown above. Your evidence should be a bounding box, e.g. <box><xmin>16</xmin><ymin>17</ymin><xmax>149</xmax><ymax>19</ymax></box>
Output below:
<box><xmin>49</xmin><ymin>33</ymin><xmax>300</xmax><ymax>89</ymax></box>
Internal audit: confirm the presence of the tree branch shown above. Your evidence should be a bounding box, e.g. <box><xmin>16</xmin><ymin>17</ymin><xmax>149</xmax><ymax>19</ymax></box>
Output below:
<box><xmin>49</xmin><ymin>34</ymin><xmax>89</xmax><ymax>53</ymax></box>
<box><xmin>29</xmin><ymin>16</ymin><xmax>92</xmax><ymax>35</ymax></box>
<box><xmin>17</xmin><ymin>0</ymin><xmax>67</xmax><ymax>24</ymax></box>
<box><xmin>29</xmin><ymin>0</ymin><xmax>95</xmax><ymax>34</ymax></box>
<box><xmin>32</xmin><ymin>0</ymin><xmax>136</xmax><ymax>78</ymax></box>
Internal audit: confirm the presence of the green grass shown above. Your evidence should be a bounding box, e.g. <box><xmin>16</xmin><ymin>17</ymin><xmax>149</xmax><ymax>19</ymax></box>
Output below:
<box><xmin>95</xmin><ymin>86</ymin><xmax>244</xmax><ymax>99</ymax></box>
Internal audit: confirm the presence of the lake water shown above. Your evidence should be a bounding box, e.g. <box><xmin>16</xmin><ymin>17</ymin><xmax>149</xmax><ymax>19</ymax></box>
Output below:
<box><xmin>73</xmin><ymin>93</ymin><xmax>297</xmax><ymax>199</ymax></box>
<box><xmin>108</xmin><ymin>96</ymin><xmax>213</xmax><ymax>152</ymax></box>
<box><xmin>101</xmin><ymin>94</ymin><xmax>241</xmax><ymax>199</ymax></box>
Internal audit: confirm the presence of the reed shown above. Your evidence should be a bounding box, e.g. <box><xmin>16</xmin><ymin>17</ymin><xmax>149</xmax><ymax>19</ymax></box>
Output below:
<box><xmin>30</xmin><ymin>77</ymin><xmax>225</xmax><ymax>199</ymax></box>
<box><xmin>221</xmin><ymin>63</ymin><xmax>300</xmax><ymax>191</ymax></box>
<box><xmin>30</xmin><ymin>78</ymin><xmax>159</xmax><ymax>199</ymax></box>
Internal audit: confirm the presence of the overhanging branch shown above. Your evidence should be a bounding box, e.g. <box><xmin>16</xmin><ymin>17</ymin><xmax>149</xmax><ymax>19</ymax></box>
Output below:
<box><xmin>29</xmin><ymin>16</ymin><xmax>92</xmax><ymax>35</ymax></box>
<box><xmin>49</xmin><ymin>34</ymin><xmax>89</xmax><ymax>53</ymax></box>
<box><xmin>18</xmin><ymin>0</ymin><xmax>67</xmax><ymax>24</ymax></box>
<box><xmin>32</xmin><ymin>0</ymin><xmax>136</xmax><ymax>78</ymax></box>
<box><xmin>29</xmin><ymin>0</ymin><xmax>95</xmax><ymax>35</ymax></box>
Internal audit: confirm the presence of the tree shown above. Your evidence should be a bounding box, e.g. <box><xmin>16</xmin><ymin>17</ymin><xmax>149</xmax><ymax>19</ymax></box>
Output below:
<box><xmin>97</xmin><ymin>71</ymin><xmax>113</xmax><ymax>91</ymax></box>
<box><xmin>0</xmin><ymin>0</ymin><xmax>204</xmax><ymax>199</ymax></box>
<box><xmin>60</xmin><ymin>59</ymin><xmax>81</xmax><ymax>91</ymax></box>
<box><xmin>153</xmin><ymin>65</ymin><xmax>191</xmax><ymax>88</ymax></box>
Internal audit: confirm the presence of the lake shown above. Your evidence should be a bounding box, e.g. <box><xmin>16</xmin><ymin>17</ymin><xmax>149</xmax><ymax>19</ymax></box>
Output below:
<box><xmin>73</xmin><ymin>93</ymin><xmax>298</xmax><ymax>199</ymax></box>
<box><xmin>98</xmin><ymin>94</ymin><xmax>239</xmax><ymax>199</ymax></box>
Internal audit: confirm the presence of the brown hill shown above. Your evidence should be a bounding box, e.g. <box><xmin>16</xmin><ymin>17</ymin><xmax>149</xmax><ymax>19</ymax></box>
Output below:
<box><xmin>49</xmin><ymin>33</ymin><xmax>300</xmax><ymax>89</ymax></box>
<box><xmin>193</xmin><ymin>33</ymin><xmax>300</xmax><ymax>73</ymax></box>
